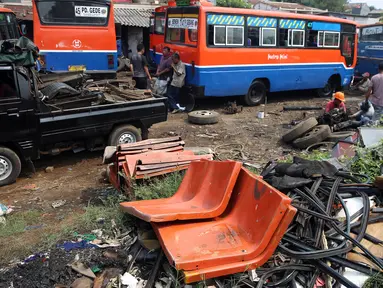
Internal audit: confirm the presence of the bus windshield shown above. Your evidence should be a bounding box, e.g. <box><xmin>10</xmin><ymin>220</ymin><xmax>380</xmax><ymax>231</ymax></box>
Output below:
<box><xmin>36</xmin><ymin>0</ymin><xmax>109</xmax><ymax>26</ymax></box>
<box><xmin>0</xmin><ymin>13</ymin><xmax>19</xmax><ymax>40</ymax></box>
<box><xmin>360</xmin><ymin>25</ymin><xmax>383</xmax><ymax>41</ymax></box>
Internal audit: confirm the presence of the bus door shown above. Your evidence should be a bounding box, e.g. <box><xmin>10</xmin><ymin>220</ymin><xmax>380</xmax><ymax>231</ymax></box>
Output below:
<box><xmin>341</xmin><ymin>24</ymin><xmax>356</xmax><ymax>68</ymax></box>
<box><xmin>166</xmin><ymin>6</ymin><xmax>199</xmax><ymax>82</ymax></box>
<box><xmin>151</xmin><ymin>11</ymin><xmax>166</xmax><ymax>63</ymax></box>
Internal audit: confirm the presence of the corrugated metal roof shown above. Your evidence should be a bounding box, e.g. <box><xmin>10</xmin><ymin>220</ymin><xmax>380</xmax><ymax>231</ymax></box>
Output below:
<box><xmin>1</xmin><ymin>4</ymin><xmax>33</xmax><ymax>20</ymax></box>
<box><xmin>114</xmin><ymin>7</ymin><xmax>153</xmax><ymax>27</ymax></box>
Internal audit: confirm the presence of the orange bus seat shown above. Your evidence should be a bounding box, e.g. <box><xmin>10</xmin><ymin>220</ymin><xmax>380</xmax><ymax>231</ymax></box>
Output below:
<box><xmin>152</xmin><ymin>168</ymin><xmax>294</xmax><ymax>271</ymax></box>
<box><xmin>182</xmin><ymin>206</ymin><xmax>297</xmax><ymax>283</ymax></box>
<box><xmin>120</xmin><ymin>160</ymin><xmax>242</xmax><ymax>222</ymax></box>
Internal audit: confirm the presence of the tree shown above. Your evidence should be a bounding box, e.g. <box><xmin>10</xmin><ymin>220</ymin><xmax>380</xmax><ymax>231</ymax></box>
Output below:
<box><xmin>216</xmin><ymin>0</ymin><xmax>251</xmax><ymax>9</ymax></box>
<box><xmin>273</xmin><ymin>0</ymin><xmax>347</xmax><ymax>12</ymax></box>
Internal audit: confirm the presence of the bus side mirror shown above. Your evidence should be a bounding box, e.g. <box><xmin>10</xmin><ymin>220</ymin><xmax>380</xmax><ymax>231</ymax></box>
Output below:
<box><xmin>21</xmin><ymin>24</ymin><xmax>27</xmax><ymax>35</ymax></box>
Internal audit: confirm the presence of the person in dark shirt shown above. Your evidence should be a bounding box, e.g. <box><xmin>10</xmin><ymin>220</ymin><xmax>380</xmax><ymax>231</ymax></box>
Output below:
<box><xmin>129</xmin><ymin>43</ymin><xmax>151</xmax><ymax>89</ymax></box>
<box><xmin>156</xmin><ymin>46</ymin><xmax>172</xmax><ymax>80</ymax></box>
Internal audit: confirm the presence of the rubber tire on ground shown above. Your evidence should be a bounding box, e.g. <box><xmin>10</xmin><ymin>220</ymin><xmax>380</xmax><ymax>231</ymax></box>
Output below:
<box><xmin>243</xmin><ymin>80</ymin><xmax>267</xmax><ymax>106</ymax></box>
<box><xmin>282</xmin><ymin>117</ymin><xmax>318</xmax><ymax>143</ymax></box>
<box><xmin>188</xmin><ymin>110</ymin><xmax>220</xmax><ymax>125</ymax></box>
<box><xmin>293</xmin><ymin>125</ymin><xmax>331</xmax><ymax>149</ymax></box>
<box><xmin>326</xmin><ymin>131</ymin><xmax>355</xmax><ymax>142</ymax></box>
<box><xmin>108</xmin><ymin>124</ymin><xmax>142</xmax><ymax>146</ymax></box>
<box><xmin>0</xmin><ymin>147</ymin><xmax>21</xmax><ymax>187</ymax></box>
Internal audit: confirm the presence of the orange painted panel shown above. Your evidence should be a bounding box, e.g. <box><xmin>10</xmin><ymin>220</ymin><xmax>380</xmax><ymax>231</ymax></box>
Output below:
<box><xmin>183</xmin><ymin>206</ymin><xmax>297</xmax><ymax>283</ymax></box>
<box><xmin>120</xmin><ymin>160</ymin><xmax>242</xmax><ymax>222</ymax></box>
<box><xmin>153</xmin><ymin>168</ymin><xmax>293</xmax><ymax>271</ymax></box>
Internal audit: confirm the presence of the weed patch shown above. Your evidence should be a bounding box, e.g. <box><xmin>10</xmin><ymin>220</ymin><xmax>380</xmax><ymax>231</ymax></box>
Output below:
<box><xmin>0</xmin><ymin>210</ymin><xmax>41</xmax><ymax>237</ymax></box>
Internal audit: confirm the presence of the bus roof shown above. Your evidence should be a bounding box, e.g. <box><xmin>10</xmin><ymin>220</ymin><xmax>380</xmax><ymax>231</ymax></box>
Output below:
<box><xmin>359</xmin><ymin>23</ymin><xmax>382</xmax><ymax>28</ymax></box>
<box><xmin>197</xmin><ymin>6</ymin><xmax>357</xmax><ymax>26</ymax></box>
<box><xmin>0</xmin><ymin>7</ymin><xmax>15</xmax><ymax>13</ymax></box>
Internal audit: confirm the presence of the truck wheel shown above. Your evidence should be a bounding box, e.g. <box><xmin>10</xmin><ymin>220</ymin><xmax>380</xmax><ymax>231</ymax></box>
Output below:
<box><xmin>108</xmin><ymin>125</ymin><xmax>142</xmax><ymax>146</ymax></box>
<box><xmin>244</xmin><ymin>80</ymin><xmax>267</xmax><ymax>106</ymax></box>
<box><xmin>282</xmin><ymin>117</ymin><xmax>318</xmax><ymax>143</ymax></box>
<box><xmin>292</xmin><ymin>125</ymin><xmax>331</xmax><ymax>149</ymax></box>
<box><xmin>0</xmin><ymin>147</ymin><xmax>21</xmax><ymax>187</ymax></box>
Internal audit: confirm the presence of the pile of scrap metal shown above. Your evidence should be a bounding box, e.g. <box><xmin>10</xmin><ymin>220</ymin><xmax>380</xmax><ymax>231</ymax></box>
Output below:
<box><xmin>257</xmin><ymin>157</ymin><xmax>383</xmax><ymax>288</ymax></box>
<box><xmin>116</xmin><ymin>158</ymin><xmax>383</xmax><ymax>287</ymax></box>
<box><xmin>37</xmin><ymin>76</ymin><xmax>153</xmax><ymax>111</ymax></box>
<box><xmin>120</xmin><ymin>160</ymin><xmax>297</xmax><ymax>284</ymax></box>
<box><xmin>103</xmin><ymin>137</ymin><xmax>213</xmax><ymax>194</ymax></box>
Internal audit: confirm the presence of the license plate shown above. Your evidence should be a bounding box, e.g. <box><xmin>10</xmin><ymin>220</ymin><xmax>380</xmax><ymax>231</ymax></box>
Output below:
<box><xmin>68</xmin><ymin>65</ymin><xmax>86</xmax><ymax>71</ymax></box>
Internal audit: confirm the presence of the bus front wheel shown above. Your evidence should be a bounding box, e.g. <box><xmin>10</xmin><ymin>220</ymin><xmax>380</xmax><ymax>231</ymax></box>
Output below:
<box><xmin>244</xmin><ymin>80</ymin><xmax>267</xmax><ymax>106</ymax></box>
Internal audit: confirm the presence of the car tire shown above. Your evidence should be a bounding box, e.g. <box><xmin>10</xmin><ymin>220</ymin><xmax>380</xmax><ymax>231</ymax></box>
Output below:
<box><xmin>282</xmin><ymin>117</ymin><xmax>318</xmax><ymax>143</ymax></box>
<box><xmin>293</xmin><ymin>125</ymin><xmax>331</xmax><ymax>149</ymax></box>
<box><xmin>244</xmin><ymin>80</ymin><xmax>267</xmax><ymax>106</ymax></box>
<box><xmin>0</xmin><ymin>147</ymin><xmax>21</xmax><ymax>187</ymax></box>
<box><xmin>188</xmin><ymin>110</ymin><xmax>219</xmax><ymax>125</ymax></box>
<box><xmin>108</xmin><ymin>124</ymin><xmax>142</xmax><ymax>146</ymax></box>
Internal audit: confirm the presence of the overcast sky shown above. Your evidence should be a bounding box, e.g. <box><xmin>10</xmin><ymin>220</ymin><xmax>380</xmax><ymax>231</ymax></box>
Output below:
<box><xmin>349</xmin><ymin>0</ymin><xmax>383</xmax><ymax>9</ymax></box>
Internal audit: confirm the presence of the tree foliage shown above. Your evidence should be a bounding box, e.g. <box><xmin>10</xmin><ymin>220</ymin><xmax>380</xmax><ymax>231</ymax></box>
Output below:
<box><xmin>273</xmin><ymin>0</ymin><xmax>347</xmax><ymax>12</ymax></box>
<box><xmin>216</xmin><ymin>0</ymin><xmax>251</xmax><ymax>9</ymax></box>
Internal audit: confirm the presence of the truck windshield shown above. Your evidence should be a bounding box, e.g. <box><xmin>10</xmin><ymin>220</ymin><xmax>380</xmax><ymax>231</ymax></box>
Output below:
<box><xmin>36</xmin><ymin>0</ymin><xmax>110</xmax><ymax>26</ymax></box>
<box><xmin>0</xmin><ymin>13</ymin><xmax>19</xmax><ymax>40</ymax></box>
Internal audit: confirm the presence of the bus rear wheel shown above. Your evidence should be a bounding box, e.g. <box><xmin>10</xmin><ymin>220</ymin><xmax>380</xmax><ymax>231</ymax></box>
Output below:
<box><xmin>244</xmin><ymin>80</ymin><xmax>267</xmax><ymax>106</ymax></box>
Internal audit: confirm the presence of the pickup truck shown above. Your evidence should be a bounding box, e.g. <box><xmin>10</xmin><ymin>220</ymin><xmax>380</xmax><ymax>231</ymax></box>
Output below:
<box><xmin>0</xmin><ymin>64</ymin><xmax>168</xmax><ymax>186</ymax></box>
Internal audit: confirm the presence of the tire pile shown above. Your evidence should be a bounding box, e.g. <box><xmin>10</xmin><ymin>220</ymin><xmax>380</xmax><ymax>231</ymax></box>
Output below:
<box><xmin>282</xmin><ymin>117</ymin><xmax>355</xmax><ymax>149</ymax></box>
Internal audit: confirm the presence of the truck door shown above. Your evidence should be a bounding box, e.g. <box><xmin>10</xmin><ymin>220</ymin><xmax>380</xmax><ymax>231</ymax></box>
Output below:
<box><xmin>0</xmin><ymin>66</ymin><xmax>39</xmax><ymax>159</ymax></box>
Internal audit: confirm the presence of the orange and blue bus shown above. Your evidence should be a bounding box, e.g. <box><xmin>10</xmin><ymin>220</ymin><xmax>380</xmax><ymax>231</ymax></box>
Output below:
<box><xmin>356</xmin><ymin>23</ymin><xmax>383</xmax><ymax>77</ymax></box>
<box><xmin>33</xmin><ymin>0</ymin><xmax>117</xmax><ymax>76</ymax></box>
<box><xmin>161</xmin><ymin>4</ymin><xmax>357</xmax><ymax>105</ymax></box>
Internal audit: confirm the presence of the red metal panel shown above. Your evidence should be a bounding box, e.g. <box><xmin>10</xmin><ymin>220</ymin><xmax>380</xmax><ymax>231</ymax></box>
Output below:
<box><xmin>120</xmin><ymin>160</ymin><xmax>242</xmax><ymax>222</ymax></box>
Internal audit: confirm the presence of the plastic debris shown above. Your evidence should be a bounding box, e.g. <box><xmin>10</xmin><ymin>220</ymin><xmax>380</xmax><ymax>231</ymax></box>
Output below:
<box><xmin>52</xmin><ymin>200</ymin><xmax>66</xmax><ymax>209</ymax></box>
<box><xmin>73</xmin><ymin>232</ymin><xmax>97</xmax><ymax>242</ymax></box>
<box><xmin>58</xmin><ymin>240</ymin><xmax>97</xmax><ymax>251</ymax></box>
<box><xmin>70</xmin><ymin>261</ymin><xmax>96</xmax><ymax>279</ymax></box>
<box><xmin>121</xmin><ymin>272</ymin><xmax>138</xmax><ymax>287</ymax></box>
<box><xmin>45</xmin><ymin>166</ymin><xmax>54</xmax><ymax>173</ymax></box>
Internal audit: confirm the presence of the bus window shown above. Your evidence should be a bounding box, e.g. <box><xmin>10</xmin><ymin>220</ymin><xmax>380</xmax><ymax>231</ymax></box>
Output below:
<box><xmin>342</xmin><ymin>34</ymin><xmax>352</xmax><ymax>57</ymax></box>
<box><xmin>207</xmin><ymin>14</ymin><xmax>244</xmax><ymax>47</ymax></box>
<box><xmin>226</xmin><ymin>26</ymin><xmax>243</xmax><ymax>45</ymax></box>
<box><xmin>324</xmin><ymin>32</ymin><xmax>340</xmax><ymax>48</ymax></box>
<box><xmin>36</xmin><ymin>1</ymin><xmax>109</xmax><ymax>26</ymax></box>
<box><xmin>166</xmin><ymin>15</ymin><xmax>198</xmax><ymax>46</ymax></box>
<box><xmin>188</xmin><ymin>30</ymin><xmax>198</xmax><ymax>42</ymax></box>
<box><xmin>213</xmin><ymin>26</ymin><xmax>225</xmax><ymax>45</ymax></box>
<box><xmin>318</xmin><ymin>31</ymin><xmax>324</xmax><ymax>47</ymax></box>
<box><xmin>291</xmin><ymin>30</ymin><xmax>305</xmax><ymax>47</ymax></box>
<box><xmin>155</xmin><ymin>13</ymin><xmax>165</xmax><ymax>35</ymax></box>
<box><xmin>247</xmin><ymin>27</ymin><xmax>260</xmax><ymax>47</ymax></box>
<box><xmin>361</xmin><ymin>25</ymin><xmax>383</xmax><ymax>41</ymax></box>
<box><xmin>261</xmin><ymin>28</ymin><xmax>276</xmax><ymax>46</ymax></box>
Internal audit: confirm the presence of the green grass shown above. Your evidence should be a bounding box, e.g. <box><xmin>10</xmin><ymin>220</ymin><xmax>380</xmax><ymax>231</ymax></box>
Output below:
<box><xmin>0</xmin><ymin>210</ymin><xmax>41</xmax><ymax>237</ymax></box>
<box><xmin>351</xmin><ymin>140</ymin><xmax>383</xmax><ymax>180</ymax></box>
<box><xmin>133</xmin><ymin>171</ymin><xmax>184</xmax><ymax>200</ymax></box>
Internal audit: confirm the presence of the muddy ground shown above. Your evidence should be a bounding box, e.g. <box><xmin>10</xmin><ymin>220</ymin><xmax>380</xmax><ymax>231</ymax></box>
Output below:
<box><xmin>0</xmin><ymin>92</ymin><xmax>363</xmax><ymax>269</ymax></box>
